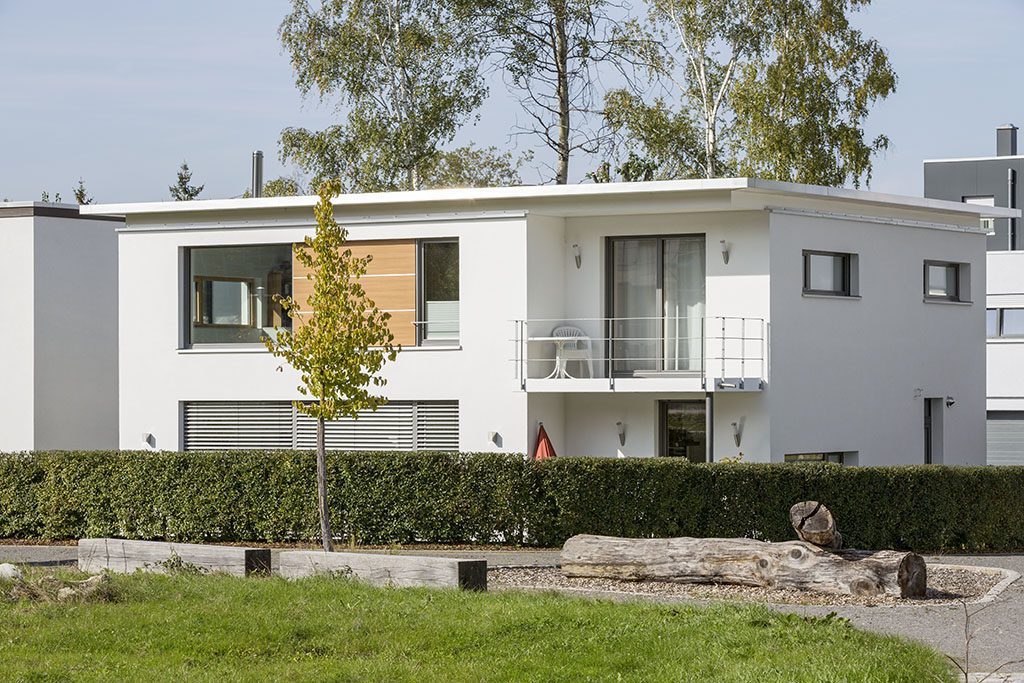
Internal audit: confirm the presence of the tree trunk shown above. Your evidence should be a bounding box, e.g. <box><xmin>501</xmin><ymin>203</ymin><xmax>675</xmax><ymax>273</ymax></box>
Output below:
<box><xmin>561</xmin><ymin>534</ymin><xmax>926</xmax><ymax>598</ymax></box>
<box><xmin>316</xmin><ymin>416</ymin><xmax>334</xmax><ymax>552</ymax></box>
<box><xmin>789</xmin><ymin>501</ymin><xmax>842</xmax><ymax>549</ymax></box>
<box><xmin>554</xmin><ymin>12</ymin><xmax>570</xmax><ymax>185</ymax></box>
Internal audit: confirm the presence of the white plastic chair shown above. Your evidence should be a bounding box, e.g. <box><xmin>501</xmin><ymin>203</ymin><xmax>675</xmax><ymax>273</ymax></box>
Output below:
<box><xmin>550</xmin><ymin>325</ymin><xmax>594</xmax><ymax>379</ymax></box>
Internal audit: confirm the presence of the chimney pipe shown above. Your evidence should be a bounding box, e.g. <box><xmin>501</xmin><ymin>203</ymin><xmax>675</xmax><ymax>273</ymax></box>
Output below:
<box><xmin>997</xmin><ymin>125</ymin><xmax>1018</xmax><ymax>157</ymax></box>
<box><xmin>251</xmin><ymin>150</ymin><xmax>264</xmax><ymax>198</ymax></box>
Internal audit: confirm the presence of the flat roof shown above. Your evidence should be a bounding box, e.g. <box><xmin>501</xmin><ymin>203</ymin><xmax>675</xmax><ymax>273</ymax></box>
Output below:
<box><xmin>0</xmin><ymin>201</ymin><xmax>123</xmax><ymax>221</ymax></box>
<box><xmin>924</xmin><ymin>155</ymin><xmax>1024</xmax><ymax>164</ymax></box>
<box><xmin>81</xmin><ymin>177</ymin><xmax>1020</xmax><ymax>220</ymax></box>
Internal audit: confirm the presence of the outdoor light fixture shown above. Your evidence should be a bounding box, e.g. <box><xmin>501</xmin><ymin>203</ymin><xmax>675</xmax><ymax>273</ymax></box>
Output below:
<box><xmin>572</xmin><ymin>243</ymin><xmax>582</xmax><ymax>269</ymax></box>
<box><xmin>720</xmin><ymin>239</ymin><xmax>730</xmax><ymax>264</ymax></box>
<box><xmin>487</xmin><ymin>431</ymin><xmax>499</xmax><ymax>444</ymax></box>
<box><xmin>616</xmin><ymin>421</ymin><xmax>626</xmax><ymax>447</ymax></box>
<box><xmin>946</xmin><ymin>396</ymin><xmax>956</xmax><ymax>408</ymax></box>
<box><xmin>731</xmin><ymin>421</ymin><xmax>743</xmax><ymax>448</ymax></box>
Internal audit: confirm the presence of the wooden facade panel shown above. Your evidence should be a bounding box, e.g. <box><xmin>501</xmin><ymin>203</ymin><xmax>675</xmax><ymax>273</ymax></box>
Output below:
<box><xmin>293</xmin><ymin>240</ymin><xmax>416</xmax><ymax>278</ymax></box>
<box><xmin>291</xmin><ymin>275</ymin><xmax>415</xmax><ymax>313</ymax></box>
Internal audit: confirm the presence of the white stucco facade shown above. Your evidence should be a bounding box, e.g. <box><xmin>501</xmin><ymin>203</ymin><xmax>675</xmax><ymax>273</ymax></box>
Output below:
<box><xmin>85</xmin><ymin>179</ymin><xmax>1011</xmax><ymax>465</ymax></box>
<box><xmin>0</xmin><ymin>204</ymin><xmax>119</xmax><ymax>451</ymax></box>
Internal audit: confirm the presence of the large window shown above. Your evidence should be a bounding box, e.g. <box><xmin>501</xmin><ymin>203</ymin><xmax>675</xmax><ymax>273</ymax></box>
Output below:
<box><xmin>608</xmin><ymin>235</ymin><xmax>705</xmax><ymax>374</ymax></box>
<box><xmin>187</xmin><ymin>245</ymin><xmax>292</xmax><ymax>345</ymax></box>
<box><xmin>924</xmin><ymin>260</ymin><xmax>966</xmax><ymax>302</ymax></box>
<box><xmin>418</xmin><ymin>239</ymin><xmax>460</xmax><ymax>344</ymax></box>
<box><xmin>659</xmin><ymin>400</ymin><xmax>706</xmax><ymax>462</ymax></box>
<box><xmin>988</xmin><ymin>308</ymin><xmax>1024</xmax><ymax>338</ymax></box>
<box><xmin>802</xmin><ymin>250</ymin><xmax>854</xmax><ymax>296</ymax></box>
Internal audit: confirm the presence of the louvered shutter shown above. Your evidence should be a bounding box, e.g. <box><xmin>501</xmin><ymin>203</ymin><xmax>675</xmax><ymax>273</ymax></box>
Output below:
<box><xmin>415</xmin><ymin>402</ymin><xmax>460</xmax><ymax>450</ymax></box>
<box><xmin>987</xmin><ymin>416</ymin><xmax>1024</xmax><ymax>465</ymax></box>
<box><xmin>183</xmin><ymin>400</ymin><xmax>458</xmax><ymax>451</ymax></box>
<box><xmin>183</xmin><ymin>401</ymin><xmax>294</xmax><ymax>450</ymax></box>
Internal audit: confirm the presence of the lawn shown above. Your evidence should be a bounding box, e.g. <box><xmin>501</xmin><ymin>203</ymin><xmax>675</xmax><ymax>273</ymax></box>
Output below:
<box><xmin>0</xmin><ymin>572</ymin><xmax>953</xmax><ymax>682</ymax></box>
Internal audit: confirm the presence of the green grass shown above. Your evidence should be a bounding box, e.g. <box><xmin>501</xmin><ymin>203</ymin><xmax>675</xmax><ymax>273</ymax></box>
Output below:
<box><xmin>0</xmin><ymin>572</ymin><xmax>953</xmax><ymax>682</ymax></box>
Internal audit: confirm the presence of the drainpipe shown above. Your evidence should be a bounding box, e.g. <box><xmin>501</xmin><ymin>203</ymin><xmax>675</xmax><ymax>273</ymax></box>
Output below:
<box><xmin>705</xmin><ymin>393</ymin><xmax>714</xmax><ymax>462</ymax></box>
<box><xmin>1009</xmin><ymin>168</ymin><xmax>1017</xmax><ymax>251</ymax></box>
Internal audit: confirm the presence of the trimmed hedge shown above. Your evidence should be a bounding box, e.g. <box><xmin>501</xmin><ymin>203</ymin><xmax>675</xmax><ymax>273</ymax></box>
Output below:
<box><xmin>2</xmin><ymin>451</ymin><xmax>1024</xmax><ymax>552</ymax></box>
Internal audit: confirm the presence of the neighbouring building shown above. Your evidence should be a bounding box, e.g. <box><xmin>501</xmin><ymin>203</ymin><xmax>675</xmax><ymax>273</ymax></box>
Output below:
<box><xmin>0</xmin><ymin>202</ymin><xmax>120</xmax><ymax>451</ymax></box>
<box><xmin>924</xmin><ymin>125</ymin><xmax>1024</xmax><ymax>464</ymax></box>
<box><xmin>83</xmin><ymin>178</ymin><xmax>1013</xmax><ymax>464</ymax></box>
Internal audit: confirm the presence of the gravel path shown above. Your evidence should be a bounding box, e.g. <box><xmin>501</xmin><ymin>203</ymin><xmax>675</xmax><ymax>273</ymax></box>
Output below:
<box><xmin>490</xmin><ymin>564</ymin><xmax>1005</xmax><ymax>607</ymax></box>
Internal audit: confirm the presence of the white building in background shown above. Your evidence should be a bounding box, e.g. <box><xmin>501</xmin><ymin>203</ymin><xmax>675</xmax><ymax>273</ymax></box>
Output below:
<box><xmin>0</xmin><ymin>202</ymin><xmax>119</xmax><ymax>451</ymax></box>
<box><xmin>84</xmin><ymin>178</ymin><xmax>1014</xmax><ymax>465</ymax></box>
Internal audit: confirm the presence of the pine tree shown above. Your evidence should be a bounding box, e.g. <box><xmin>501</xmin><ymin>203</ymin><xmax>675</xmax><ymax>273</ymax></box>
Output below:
<box><xmin>74</xmin><ymin>178</ymin><xmax>94</xmax><ymax>205</ymax></box>
<box><xmin>169</xmin><ymin>162</ymin><xmax>204</xmax><ymax>201</ymax></box>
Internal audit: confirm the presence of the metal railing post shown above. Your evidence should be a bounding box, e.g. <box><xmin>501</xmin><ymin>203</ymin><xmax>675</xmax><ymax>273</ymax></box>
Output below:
<box><xmin>607</xmin><ymin>317</ymin><xmax>614</xmax><ymax>390</ymax></box>
<box><xmin>700</xmin><ymin>317</ymin><xmax>706</xmax><ymax>390</ymax></box>
<box><xmin>740</xmin><ymin>318</ymin><xmax>746</xmax><ymax>389</ymax></box>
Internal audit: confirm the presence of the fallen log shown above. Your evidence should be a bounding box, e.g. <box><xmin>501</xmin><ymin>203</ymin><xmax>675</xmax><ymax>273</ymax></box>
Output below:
<box><xmin>560</xmin><ymin>534</ymin><xmax>926</xmax><ymax>598</ymax></box>
<box><xmin>789</xmin><ymin>501</ymin><xmax>842</xmax><ymax>549</ymax></box>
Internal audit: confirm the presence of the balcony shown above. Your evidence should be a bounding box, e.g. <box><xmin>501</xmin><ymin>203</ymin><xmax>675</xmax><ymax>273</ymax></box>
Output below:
<box><xmin>512</xmin><ymin>317</ymin><xmax>766</xmax><ymax>393</ymax></box>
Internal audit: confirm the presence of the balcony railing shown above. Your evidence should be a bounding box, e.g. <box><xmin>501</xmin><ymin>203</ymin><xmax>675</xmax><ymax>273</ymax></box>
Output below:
<box><xmin>511</xmin><ymin>316</ymin><xmax>766</xmax><ymax>391</ymax></box>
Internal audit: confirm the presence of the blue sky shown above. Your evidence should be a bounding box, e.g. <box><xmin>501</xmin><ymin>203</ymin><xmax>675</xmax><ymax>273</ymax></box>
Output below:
<box><xmin>0</xmin><ymin>0</ymin><xmax>1020</xmax><ymax>203</ymax></box>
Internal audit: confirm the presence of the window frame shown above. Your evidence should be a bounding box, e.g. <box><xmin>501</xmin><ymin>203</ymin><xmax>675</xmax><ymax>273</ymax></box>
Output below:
<box><xmin>923</xmin><ymin>260</ymin><xmax>962</xmax><ymax>302</ymax></box>
<box><xmin>989</xmin><ymin>308</ymin><xmax>1024</xmax><ymax>338</ymax></box>
<box><xmin>192</xmin><ymin>275</ymin><xmax>257</xmax><ymax>329</ymax></box>
<box><xmin>183</xmin><ymin>243</ymin><xmax>294</xmax><ymax>348</ymax></box>
<box><xmin>415</xmin><ymin>237</ymin><xmax>460</xmax><ymax>347</ymax></box>
<box><xmin>802</xmin><ymin>250</ymin><xmax>853</xmax><ymax>297</ymax></box>
<box><xmin>784</xmin><ymin>452</ymin><xmax>844</xmax><ymax>464</ymax></box>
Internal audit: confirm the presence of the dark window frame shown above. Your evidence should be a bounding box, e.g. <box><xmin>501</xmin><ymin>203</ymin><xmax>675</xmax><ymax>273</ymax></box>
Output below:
<box><xmin>416</xmin><ymin>237</ymin><xmax>460</xmax><ymax>346</ymax></box>
<box><xmin>923</xmin><ymin>260</ymin><xmax>961</xmax><ymax>302</ymax></box>
<box><xmin>658</xmin><ymin>399</ymin><xmax>708</xmax><ymax>462</ymax></box>
<box><xmin>802</xmin><ymin>250</ymin><xmax>852</xmax><ymax>296</ymax></box>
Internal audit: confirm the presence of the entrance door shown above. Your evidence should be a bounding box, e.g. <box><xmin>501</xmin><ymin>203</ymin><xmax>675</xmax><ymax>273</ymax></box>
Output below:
<box><xmin>924</xmin><ymin>399</ymin><xmax>933</xmax><ymax>464</ymax></box>
<box><xmin>659</xmin><ymin>400</ymin><xmax>707</xmax><ymax>462</ymax></box>
<box><xmin>924</xmin><ymin>398</ymin><xmax>942</xmax><ymax>464</ymax></box>
<box><xmin>609</xmin><ymin>236</ymin><xmax>705</xmax><ymax>375</ymax></box>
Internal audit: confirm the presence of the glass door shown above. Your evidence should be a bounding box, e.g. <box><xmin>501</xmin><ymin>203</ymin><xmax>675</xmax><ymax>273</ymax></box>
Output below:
<box><xmin>609</xmin><ymin>236</ymin><xmax>705</xmax><ymax>374</ymax></box>
<box><xmin>660</xmin><ymin>400</ymin><xmax>707</xmax><ymax>462</ymax></box>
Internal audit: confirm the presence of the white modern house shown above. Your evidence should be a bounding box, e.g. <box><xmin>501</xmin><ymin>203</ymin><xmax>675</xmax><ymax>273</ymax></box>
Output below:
<box><xmin>83</xmin><ymin>178</ymin><xmax>1014</xmax><ymax>465</ymax></box>
<box><xmin>0</xmin><ymin>202</ymin><xmax>120</xmax><ymax>451</ymax></box>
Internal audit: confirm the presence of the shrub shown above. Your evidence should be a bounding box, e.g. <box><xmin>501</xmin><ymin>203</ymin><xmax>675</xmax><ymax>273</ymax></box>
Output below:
<box><xmin>2</xmin><ymin>451</ymin><xmax>1024</xmax><ymax>552</ymax></box>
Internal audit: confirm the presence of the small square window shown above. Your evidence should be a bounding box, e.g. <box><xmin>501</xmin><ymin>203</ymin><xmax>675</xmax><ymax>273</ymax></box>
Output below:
<box><xmin>987</xmin><ymin>309</ymin><xmax>1000</xmax><ymax>337</ymax></box>
<box><xmin>803</xmin><ymin>251</ymin><xmax>852</xmax><ymax>296</ymax></box>
<box><xmin>924</xmin><ymin>261</ymin><xmax>962</xmax><ymax>301</ymax></box>
<box><xmin>1002</xmin><ymin>309</ymin><xmax>1024</xmax><ymax>337</ymax></box>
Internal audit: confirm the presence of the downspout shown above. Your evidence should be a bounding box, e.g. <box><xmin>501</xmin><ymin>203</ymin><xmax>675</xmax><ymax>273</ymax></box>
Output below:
<box><xmin>1009</xmin><ymin>168</ymin><xmax>1017</xmax><ymax>251</ymax></box>
<box><xmin>706</xmin><ymin>393</ymin><xmax>714</xmax><ymax>462</ymax></box>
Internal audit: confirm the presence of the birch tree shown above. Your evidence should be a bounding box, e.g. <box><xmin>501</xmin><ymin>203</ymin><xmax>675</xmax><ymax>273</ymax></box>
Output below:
<box><xmin>279</xmin><ymin>0</ymin><xmax>489</xmax><ymax>192</ymax></box>
<box><xmin>604</xmin><ymin>0</ymin><xmax>896</xmax><ymax>187</ymax></box>
<box><xmin>264</xmin><ymin>181</ymin><xmax>398</xmax><ymax>552</ymax></box>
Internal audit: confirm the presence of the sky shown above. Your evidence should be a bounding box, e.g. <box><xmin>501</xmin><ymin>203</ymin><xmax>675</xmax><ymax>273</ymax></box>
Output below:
<box><xmin>0</xmin><ymin>0</ymin><xmax>1021</xmax><ymax>204</ymax></box>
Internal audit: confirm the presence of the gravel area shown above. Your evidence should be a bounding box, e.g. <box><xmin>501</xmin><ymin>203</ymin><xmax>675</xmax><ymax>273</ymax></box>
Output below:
<box><xmin>490</xmin><ymin>564</ymin><xmax>1005</xmax><ymax>607</ymax></box>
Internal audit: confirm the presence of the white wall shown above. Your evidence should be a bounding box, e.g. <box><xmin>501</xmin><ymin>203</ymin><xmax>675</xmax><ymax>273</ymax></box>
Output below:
<box><xmin>768</xmin><ymin>212</ymin><xmax>986</xmax><ymax>465</ymax></box>
<box><xmin>0</xmin><ymin>217</ymin><xmax>35</xmax><ymax>451</ymax></box>
<box><xmin>117</xmin><ymin>215</ymin><xmax>529</xmax><ymax>452</ymax></box>
<box><xmin>32</xmin><ymin>217</ymin><xmax>118</xmax><ymax>449</ymax></box>
<box><xmin>986</xmin><ymin>252</ymin><xmax>1024</xmax><ymax>411</ymax></box>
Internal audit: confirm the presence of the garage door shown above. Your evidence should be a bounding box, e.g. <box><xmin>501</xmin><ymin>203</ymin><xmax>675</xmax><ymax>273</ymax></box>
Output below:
<box><xmin>986</xmin><ymin>412</ymin><xmax>1024</xmax><ymax>465</ymax></box>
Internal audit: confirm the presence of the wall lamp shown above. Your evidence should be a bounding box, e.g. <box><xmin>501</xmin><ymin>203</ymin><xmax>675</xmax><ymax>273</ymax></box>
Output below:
<box><xmin>946</xmin><ymin>396</ymin><xmax>956</xmax><ymax>408</ymax></box>
<box><xmin>616</xmin><ymin>421</ymin><xmax>626</xmax><ymax>447</ymax></box>
<box><xmin>731</xmin><ymin>421</ymin><xmax>743</xmax><ymax>448</ymax></box>
<box><xmin>572</xmin><ymin>243</ymin><xmax>582</xmax><ymax>269</ymax></box>
<box><xmin>720</xmin><ymin>239</ymin><xmax>730</xmax><ymax>265</ymax></box>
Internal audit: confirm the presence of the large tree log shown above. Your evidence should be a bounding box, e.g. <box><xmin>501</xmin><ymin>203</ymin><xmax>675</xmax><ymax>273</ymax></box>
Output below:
<box><xmin>561</xmin><ymin>534</ymin><xmax>926</xmax><ymax>598</ymax></box>
<box><xmin>789</xmin><ymin>501</ymin><xmax>842</xmax><ymax>549</ymax></box>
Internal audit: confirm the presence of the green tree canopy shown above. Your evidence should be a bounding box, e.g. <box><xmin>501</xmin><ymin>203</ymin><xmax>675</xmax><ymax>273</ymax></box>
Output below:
<box><xmin>279</xmin><ymin>0</ymin><xmax>489</xmax><ymax>192</ymax></box>
<box><xmin>169</xmin><ymin>162</ymin><xmax>204</xmax><ymax>201</ymax></box>
<box><xmin>603</xmin><ymin>0</ymin><xmax>896</xmax><ymax>187</ymax></box>
<box><xmin>73</xmin><ymin>178</ymin><xmax>94</xmax><ymax>205</ymax></box>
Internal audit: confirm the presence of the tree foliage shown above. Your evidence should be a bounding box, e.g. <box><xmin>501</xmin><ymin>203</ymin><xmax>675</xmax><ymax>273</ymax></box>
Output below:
<box><xmin>263</xmin><ymin>180</ymin><xmax>398</xmax><ymax>550</ymax></box>
<box><xmin>279</xmin><ymin>0</ymin><xmax>488</xmax><ymax>192</ymax></box>
<box><xmin>40</xmin><ymin>191</ymin><xmax>62</xmax><ymax>203</ymax></box>
<box><xmin>420</xmin><ymin>145</ymin><xmax>531</xmax><ymax>189</ymax></box>
<box><xmin>263</xmin><ymin>176</ymin><xmax>304</xmax><ymax>197</ymax></box>
<box><xmin>73</xmin><ymin>178</ymin><xmax>94</xmax><ymax>205</ymax></box>
<box><xmin>169</xmin><ymin>162</ymin><xmax>204</xmax><ymax>201</ymax></box>
<box><xmin>604</xmin><ymin>0</ymin><xmax>896</xmax><ymax>187</ymax></box>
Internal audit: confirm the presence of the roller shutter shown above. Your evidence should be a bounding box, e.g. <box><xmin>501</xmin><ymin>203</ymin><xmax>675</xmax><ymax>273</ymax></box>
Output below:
<box><xmin>183</xmin><ymin>400</ymin><xmax>458</xmax><ymax>451</ymax></box>
<box><xmin>986</xmin><ymin>412</ymin><xmax>1024</xmax><ymax>465</ymax></box>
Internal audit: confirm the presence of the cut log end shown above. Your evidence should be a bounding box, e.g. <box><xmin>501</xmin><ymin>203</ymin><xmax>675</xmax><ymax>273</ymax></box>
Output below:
<box><xmin>789</xmin><ymin>501</ymin><xmax>842</xmax><ymax>550</ymax></box>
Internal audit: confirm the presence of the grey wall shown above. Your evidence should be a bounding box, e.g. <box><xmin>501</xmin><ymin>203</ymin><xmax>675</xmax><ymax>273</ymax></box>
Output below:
<box><xmin>924</xmin><ymin>157</ymin><xmax>1023</xmax><ymax>251</ymax></box>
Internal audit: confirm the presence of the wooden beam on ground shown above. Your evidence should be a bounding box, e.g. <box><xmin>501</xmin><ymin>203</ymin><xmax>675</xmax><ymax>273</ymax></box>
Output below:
<box><xmin>77</xmin><ymin>538</ymin><xmax>271</xmax><ymax>577</ymax></box>
<box><xmin>277</xmin><ymin>551</ymin><xmax>487</xmax><ymax>591</ymax></box>
<box><xmin>561</xmin><ymin>534</ymin><xmax>926</xmax><ymax>598</ymax></box>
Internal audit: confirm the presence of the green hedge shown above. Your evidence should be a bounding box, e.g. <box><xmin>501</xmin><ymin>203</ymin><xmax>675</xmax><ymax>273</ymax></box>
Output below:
<box><xmin>2</xmin><ymin>451</ymin><xmax>1024</xmax><ymax>552</ymax></box>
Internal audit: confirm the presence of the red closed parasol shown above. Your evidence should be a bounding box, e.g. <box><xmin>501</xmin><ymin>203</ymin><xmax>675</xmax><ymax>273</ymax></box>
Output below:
<box><xmin>532</xmin><ymin>423</ymin><xmax>557</xmax><ymax>461</ymax></box>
